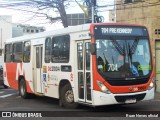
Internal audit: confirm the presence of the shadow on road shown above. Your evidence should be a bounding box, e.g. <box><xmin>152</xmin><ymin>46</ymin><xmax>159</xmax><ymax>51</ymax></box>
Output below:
<box><xmin>30</xmin><ymin>95</ymin><xmax>145</xmax><ymax>112</ymax></box>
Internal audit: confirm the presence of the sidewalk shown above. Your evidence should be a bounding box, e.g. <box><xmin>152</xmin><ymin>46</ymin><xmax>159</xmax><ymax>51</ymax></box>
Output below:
<box><xmin>155</xmin><ymin>92</ymin><xmax>160</xmax><ymax>100</ymax></box>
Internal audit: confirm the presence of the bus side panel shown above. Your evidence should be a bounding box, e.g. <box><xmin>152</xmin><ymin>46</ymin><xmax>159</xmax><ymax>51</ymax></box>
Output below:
<box><xmin>42</xmin><ymin>52</ymin><xmax>74</xmax><ymax>98</ymax></box>
<box><xmin>4</xmin><ymin>63</ymin><xmax>18</xmax><ymax>90</ymax></box>
<box><xmin>4</xmin><ymin>63</ymin><xmax>34</xmax><ymax>93</ymax></box>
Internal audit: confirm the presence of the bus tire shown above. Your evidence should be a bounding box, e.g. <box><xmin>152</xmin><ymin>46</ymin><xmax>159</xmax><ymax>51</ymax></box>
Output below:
<box><xmin>19</xmin><ymin>78</ymin><xmax>30</xmax><ymax>99</ymax></box>
<box><xmin>60</xmin><ymin>84</ymin><xmax>78</xmax><ymax>109</ymax></box>
<box><xmin>3</xmin><ymin>84</ymin><xmax>8</xmax><ymax>89</ymax></box>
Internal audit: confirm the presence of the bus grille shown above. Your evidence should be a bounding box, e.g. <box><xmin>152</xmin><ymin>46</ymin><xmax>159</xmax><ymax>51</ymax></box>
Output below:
<box><xmin>107</xmin><ymin>78</ymin><xmax>149</xmax><ymax>86</ymax></box>
<box><xmin>114</xmin><ymin>93</ymin><xmax>146</xmax><ymax>103</ymax></box>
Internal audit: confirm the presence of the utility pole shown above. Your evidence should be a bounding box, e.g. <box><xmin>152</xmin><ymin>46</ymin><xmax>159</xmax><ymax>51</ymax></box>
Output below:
<box><xmin>90</xmin><ymin>0</ymin><xmax>97</xmax><ymax>23</ymax></box>
<box><xmin>91</xmin><ymin>0</ymin><xmax>94</xmax><ymax>23</ymax></box>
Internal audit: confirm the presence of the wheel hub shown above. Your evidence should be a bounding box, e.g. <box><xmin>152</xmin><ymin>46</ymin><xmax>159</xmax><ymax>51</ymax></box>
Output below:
<box><xmin>65</xmin><ymin>90</ymin><xmax>74</xmax><ymax>103</ymax></box>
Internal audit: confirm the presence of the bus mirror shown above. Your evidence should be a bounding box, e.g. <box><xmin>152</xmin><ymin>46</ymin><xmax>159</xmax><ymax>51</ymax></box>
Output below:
<box><xmin>90</xmin><ymin>43</ymin><xmax>96</xmax><ymax>55</ymax></box>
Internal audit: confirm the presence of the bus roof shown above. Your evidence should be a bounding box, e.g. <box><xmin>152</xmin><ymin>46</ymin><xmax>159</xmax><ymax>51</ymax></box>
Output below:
<box><xmin>6</xmin><ymin>22</ymin><xmax>146</xmax><ymax>43</ymax></box>
<box><xmin>6</xmin><ymin>24</ymin><xmax>91</xmax><ymax>43</ymax></box>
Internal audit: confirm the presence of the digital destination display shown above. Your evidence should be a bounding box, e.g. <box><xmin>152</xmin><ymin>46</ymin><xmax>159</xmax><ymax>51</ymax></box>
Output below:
<box><xmin>94</xmin><ymin>26</ymin><xmax>148</xmax><ymax>36</ymax></box>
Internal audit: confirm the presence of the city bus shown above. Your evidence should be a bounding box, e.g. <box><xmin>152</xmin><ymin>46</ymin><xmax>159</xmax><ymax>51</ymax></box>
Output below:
<box><xmin>3</xmin><ymin>23</ymin><xmax>155</xmax><ymax>108</ymax></box>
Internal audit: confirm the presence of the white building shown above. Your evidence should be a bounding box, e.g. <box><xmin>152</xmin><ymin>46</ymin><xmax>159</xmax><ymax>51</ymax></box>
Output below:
<box><xmin>0</xmin><ymin>15</ymin><xmax>45</xmax><ymax>67</ymax></box>
<box><xmin>0</xmin><ymin>15</ymin><xmax>12</xmax><ymax>50</ymax></box>
<box><xmin>12</xmin><ymin>24</ymin><xmax>45</xmax><ymax>38</ymax></box>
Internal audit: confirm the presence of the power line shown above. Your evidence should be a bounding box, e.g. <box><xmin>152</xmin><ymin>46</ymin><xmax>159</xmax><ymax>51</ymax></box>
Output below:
<box><xmin>96</xmin><ymin>1</ymin><xmax>160</xmax><ymax>12</ymax></box>
<box><xmin>1</xmin><ymin>0</ymin><xmax>160</xmax><ymax>25</ymax></box>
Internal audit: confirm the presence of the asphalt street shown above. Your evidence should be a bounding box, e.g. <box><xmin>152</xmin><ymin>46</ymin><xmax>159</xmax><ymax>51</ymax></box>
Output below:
<box><xmin>0</xmin><ymin>85</ymin><xmax>160</xmax><ymax>119</ymax></box>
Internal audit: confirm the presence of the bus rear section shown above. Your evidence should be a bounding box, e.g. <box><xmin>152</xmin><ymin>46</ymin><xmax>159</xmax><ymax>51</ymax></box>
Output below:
<box><xmin>89</xmin><ymin>24</ymin><xmax>155</xmax><ymax>106</ymax></box>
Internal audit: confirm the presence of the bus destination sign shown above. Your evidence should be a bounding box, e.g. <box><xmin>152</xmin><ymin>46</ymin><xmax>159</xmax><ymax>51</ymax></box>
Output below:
<box><xmin>101</xmin><ymin>28</ymin><xmax>132</xmax><ymax>34</ymax></box>
<box><xmin>94</xmin><ymin>26</ymin><xmax>148</xmax><ymax>36</ymax></box>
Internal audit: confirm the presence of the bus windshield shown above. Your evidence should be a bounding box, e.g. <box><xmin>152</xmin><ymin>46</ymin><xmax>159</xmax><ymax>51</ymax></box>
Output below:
<box><xmin>96</xmin><ymin>37</ymin><xmax>152</xmax><ymax>79</ymax></box>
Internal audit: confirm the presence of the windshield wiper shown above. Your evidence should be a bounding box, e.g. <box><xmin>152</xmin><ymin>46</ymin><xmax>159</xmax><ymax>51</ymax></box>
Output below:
<box><xmin>127</xmin><ymin>42</ymin><xmax>139</xmax><ymax>77</ymax></box>
<box><xmin>130</xmin><ymin>39</ymin><xmax>139</xmax><ymax>54</ymax></box>
<box><xmin>111</xmin><ymin>39</ymin><xmax>125</xmax><ymax>55</ymax></box>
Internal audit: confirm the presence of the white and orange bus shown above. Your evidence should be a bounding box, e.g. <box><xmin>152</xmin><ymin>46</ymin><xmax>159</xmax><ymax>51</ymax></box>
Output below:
<box><xmin>3</xmin><ymin>23</ymin><xmax>155</xmax><ymax>108</ymax></box>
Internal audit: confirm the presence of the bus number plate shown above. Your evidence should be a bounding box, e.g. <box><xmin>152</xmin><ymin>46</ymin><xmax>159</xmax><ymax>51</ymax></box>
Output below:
<box><xmin>125</xmin><ymin>99</ymin><xmax>136</xmax><ymax>104</ymax></box>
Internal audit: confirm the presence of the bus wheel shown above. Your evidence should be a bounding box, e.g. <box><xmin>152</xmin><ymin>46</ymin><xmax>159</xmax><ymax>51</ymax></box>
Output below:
<box><xmin>19</xmin><ymin>78</ymin><xmax>30</xmax><ymax>99</ymax></box>
<box><xmin>3</xmin><ymin>85</ymin><xmax>8</xmax><ymax>89</ymax></box>
<box><xmin>60</xmin><ymin>84</ymin><xmax>78</xmax><ymax>109</ymax></box>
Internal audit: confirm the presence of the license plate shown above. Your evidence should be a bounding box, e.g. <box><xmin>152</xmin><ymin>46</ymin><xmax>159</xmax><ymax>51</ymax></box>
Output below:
<box><xmin>125</xmin><ymin>99</ymin><xmax>136</xmax><ymax>104</ymax></box>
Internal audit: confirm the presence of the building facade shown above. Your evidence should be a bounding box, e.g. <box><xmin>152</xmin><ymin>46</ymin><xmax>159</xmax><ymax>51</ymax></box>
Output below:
<box><xmin>0</xmin><ymin>15</ymin><xmax>12</xmax><ymax>50</ymax></box>
<box><xmin>109</xmin><ymin>10</ymin><xmax>116</xmax><ymax>22</ymax></box>
<box><xmin>0</xmin><ymin>15</ymin><xmax>45</xmax><ymax>68</ymax></box>
<box><xmin>0</xmin><ymin>15</ymin><xmax>12</xmax><ymax>67</ymax></box>
<box><xmin>13</xmin><ymin>24</ymin><xmax>45</xmax><ymax>38</ymax></box>
<box><xmin>116</xmin><ymin>0</ymin><xmax>160</xmax><ymax>54</ymax></box>
<box><xmin>116</xmin><ymin>0</ymin><xmax>160</xmax><ymax>92</ymax></box>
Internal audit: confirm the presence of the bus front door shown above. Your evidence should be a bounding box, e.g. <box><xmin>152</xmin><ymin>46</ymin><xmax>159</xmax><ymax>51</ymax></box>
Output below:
<box><xmin>34</xmin><ymin>45</ymin><xmax>44</xmax><ymax>93</ymax></box>
<box><xmin>76</xmin><ymin>40</ymin><xmax>92</xmax><ymax>104</ymax></box>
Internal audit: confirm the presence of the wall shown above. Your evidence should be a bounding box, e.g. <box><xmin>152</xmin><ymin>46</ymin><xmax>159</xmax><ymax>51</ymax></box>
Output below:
<box><xmin>116</xmin><ymin>0</ymin><xmax>160</xmax><ymax>56</ymax></box>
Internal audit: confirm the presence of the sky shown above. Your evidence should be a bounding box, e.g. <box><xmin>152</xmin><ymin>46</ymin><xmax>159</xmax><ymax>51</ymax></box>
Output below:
<box><xmin>0</xmin><ymin>0</ymin><xmax>115</xmax><ymax>31</ymax></box>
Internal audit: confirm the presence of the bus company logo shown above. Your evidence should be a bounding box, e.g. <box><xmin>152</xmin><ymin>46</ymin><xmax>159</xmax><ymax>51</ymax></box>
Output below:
<box><xmin>48</xmin><ymin>66</ymin><xmax>60</xmax><ymax>71</ymax></box>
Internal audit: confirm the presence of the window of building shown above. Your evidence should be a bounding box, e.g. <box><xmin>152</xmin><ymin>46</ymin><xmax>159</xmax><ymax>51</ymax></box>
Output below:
<box><xmin>123</xmin><ymin>0</ymin><xmax>142</xmax><ymax>4</ymax></box>
<box><xmin>31</xmin><ymin>30</ymin><xmax>34</xmax><ymax>33</ymax></box>
<box><xmin>13</xmin><ymin>42</ymin><xmax>23</xmax><ymax>62</ymax></box>
<box><xmin>36</xmin><ymin>30</ymin><xmax>39</xmax><ymax>33</ymax></box>
<box><xmin>155</xmin><ymin>29</ymin><xmax>160</xmax><ymax>35</ymax></box>
<box><xmin>23</xmin><ymin>41</ymin><xmax>31</xmax><ymax>62</ymax></box>
<box><xmin>51</xmin><ymin>35</ymin><xmax>70</xmax><ymax>63</ymax></box>
<box><xmin>4</xmin><ymin>44</ymin><xmax>12</xmax><ymax>62</ymax></box>
<box><xmin>40</xmin><ymin>29</ymin><xmax>44</xmax><ymax>32</ymax></box>
<box><xmin>27</xmin><ymin>29</ymin><xmax>30</xmax><ymax>33</ymax></box>
<box><xmin>45</xmin><ymin>37</ymin><xmax>51</xmax><ymax>63</ymax></box>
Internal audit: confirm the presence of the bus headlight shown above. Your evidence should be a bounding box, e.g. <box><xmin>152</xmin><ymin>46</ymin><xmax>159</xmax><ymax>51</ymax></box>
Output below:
<box><xmin>148</xmin><ymin>77</ymin><xmax>155</xmax><ymax>90</ymax></box>
<box><xmin>97</xmin><ymin>81</ymin><xmax>111</xmax><ymax>94</ymax></box>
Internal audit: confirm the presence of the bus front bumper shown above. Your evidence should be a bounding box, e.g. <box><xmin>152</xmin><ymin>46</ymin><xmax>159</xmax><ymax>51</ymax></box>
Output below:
<box><xmin>92</xmin><ymin>88</ymin><xmax>155</xmax><ymax>106</ymax></box>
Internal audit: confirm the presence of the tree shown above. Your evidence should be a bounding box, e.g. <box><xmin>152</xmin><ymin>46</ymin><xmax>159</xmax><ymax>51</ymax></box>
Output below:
<box><xmin>0</xmin><ymin>0</ymin><xmax>82</xmax><ymax>28</ymax></box>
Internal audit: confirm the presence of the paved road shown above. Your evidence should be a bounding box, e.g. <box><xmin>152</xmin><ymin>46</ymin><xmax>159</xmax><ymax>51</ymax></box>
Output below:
<box><xmin>0</xmin><ymin>86</ymin><xmax>160</xmax><ymax>119</ymax></box>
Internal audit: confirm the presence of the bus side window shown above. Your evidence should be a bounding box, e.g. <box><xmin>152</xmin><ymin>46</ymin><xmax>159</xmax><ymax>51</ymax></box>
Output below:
<box><xmin>62</xmin><ymin>38</ymin><xmax>69</xmax><ymax>59</ymax></box>
<box><xmin>86</xmin><ymin>42</ymin><xmax>90</xmax><ymax>70</ymax></box>
<box><xmin>45</xmin><ymin>37</ymin><xmax>51</xmax><ymax>63</ymax></box>
<box><xmin>23</xmin><ymin>41</ymin><xmax>31</xmax><ymax>63</ymax></box>
<box><xmin>77</xmin><ymin>43</ymin><xmax>83</xmax><ymax>70</ymax></box>
<box><xmin>13</xmin><ymin>42</ymin><xmax>23</xmax><ymax>63</ymax></box>
<box><xmin>51</xmin><ymin>35</ymin><xmax>70</xmax><ymax>63</ymax></box>
<box><xmin>4</xmin><ymin>44</ymin><xmax>12</xmax><ymax>62</ymax></box>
